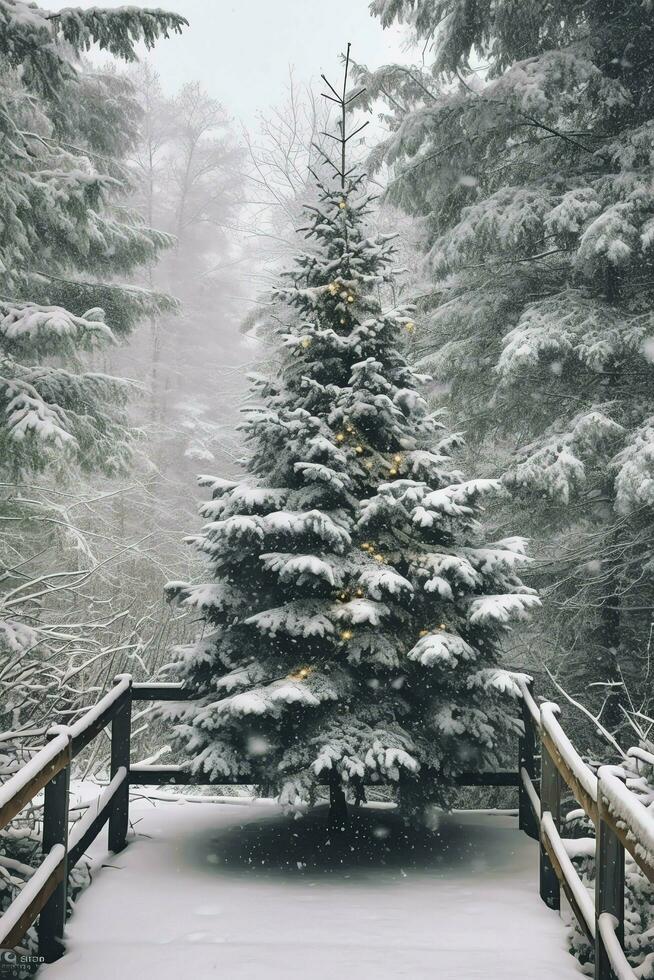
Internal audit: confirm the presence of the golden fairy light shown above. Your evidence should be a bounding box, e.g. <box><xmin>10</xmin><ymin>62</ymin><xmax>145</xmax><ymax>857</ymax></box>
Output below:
<box><xmin>340</xmin><ymin>318</ymin><xmax>346</xmax><ymax>324</ymax></box>
<box><xmin>361</xmin><ymin>542</ymin><xmax>371</xmax><ymax>551</ymax></box>
<box><xmin>364</xmin><ymin>460</ymin><xmax>373</xmax><ymax>470</ymax></box>
<box><xmin>405</xmin><ymin>321</ymin><xmax>415</xmax><ymax>333</ymax></box>
<box><xmin>389</xmin><ymin>467</ymin><xmax>398</xmax><ymax>476</ymax></box>
<box><xmin>355</xmin><ymin>445</ymin><xmax>364</xmax><ymax>454</ymax></box>
<box><xmin>301</xmin><ymin>338</ymin><xmax>311</xmax><ymax>348</ymax></box>
<box><xmin>335</xmin><ymin>432</ymin><xmax>346</xmax><ymax>442</ymax></box>
<box><xmin>419</xmin><ymin>629</ymin><xmax>430</xmax><ymax>638</ymax></box>
<box><xmin>289</xmin><ymin>666</ymin><xmax>312</xmax><ymax>681</ymax></box>
<box><xmin>347</xmin><ymin>294</ymin><xmax>355</xmax><ymax>303</ymax></box>
<box><xmin>355</xmin><ymin>587</ymin><xmax>364</xmax><ymax>598</ymax></box>
<box><xmin>374</xmin><ymin>553</ymin><xmax>385</xmax><ymax>563</ymax></box>
<box><xmin>393</xmin><ymin>453</ymin><xmax>402</xmax><ymax>463</ymax></box>
<box><xmin>340</xmin><ymin>629</ymin><xmax>353</xmax><ymax>641</ymax></box>
<box><xmin>338</xmin><ymin>199</ymin><xmax>347</xmax><ymax>209</ymax></box>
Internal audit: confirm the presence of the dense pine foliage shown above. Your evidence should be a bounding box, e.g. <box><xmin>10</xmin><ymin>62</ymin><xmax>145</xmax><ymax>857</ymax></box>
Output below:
<box><xmin>359</xmin><ymin>0</ymin><xmax>654</xmax><ymax>725</ymax></box>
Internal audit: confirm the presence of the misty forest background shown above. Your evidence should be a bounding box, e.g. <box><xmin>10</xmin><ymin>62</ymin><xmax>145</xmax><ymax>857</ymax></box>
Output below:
<box><xmin>2</xmin><ymin>0</ymin><xmax>653</xmax><ymax>792</ymax></box>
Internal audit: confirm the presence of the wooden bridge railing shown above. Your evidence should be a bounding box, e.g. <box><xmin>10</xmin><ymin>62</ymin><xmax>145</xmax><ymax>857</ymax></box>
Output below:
<box><xmin>517</xmin><ymin>678</ymin><xmax>654</xmax><ymax>980</ymax></box>
<box><xmin>0</xmin><ymin>674</ymin><xmax>133</xmax><ymax>962</ymax></box>
<box><xmin>0</xmin><ymin>673</ymin><xmax>652</xmax><ymax>978</ymax></box>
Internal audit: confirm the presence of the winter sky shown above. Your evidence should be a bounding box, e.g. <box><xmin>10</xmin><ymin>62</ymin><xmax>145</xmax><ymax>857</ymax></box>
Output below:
<box><xmin>49</xmin><ymin>0</ymin><xmax>412</xmax><ymax>128</ymax></box>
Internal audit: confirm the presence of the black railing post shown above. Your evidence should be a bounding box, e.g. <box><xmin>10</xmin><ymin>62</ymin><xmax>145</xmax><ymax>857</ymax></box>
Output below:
<box><xmin>108</xmin><ymin>675</ymin><xmax>132</xmax><ymax>853</ymax></box>
<box><xmin>37</xmin><ymin>734</ymin><xmax>71</xmax><ymax>963</ymax></box>
<box><xmin>519</xmin><ymin>680</ymin><xmax>539</xmax><ymax>839</ymax></box>
<box><xmin>539</xmin><ymin>742</ymin><xmax>561</xmax><ymax>909</ymax></box>
<box><xmin>595</xmin><ymin>787</ymin><xmax>625</xmax><ymax>980</ymax></box>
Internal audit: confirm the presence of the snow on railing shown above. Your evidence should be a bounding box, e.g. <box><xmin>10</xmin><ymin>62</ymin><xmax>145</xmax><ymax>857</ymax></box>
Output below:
<box><xmin>519</xmin><ymin>686</ymin><xmax>654</xmax><ymax>980</ymax></box>
<box><xmin>0</xmin><ymin>673</ymin><xmax>133</xmax><ymax>963</ymax></box>
<box><xmin>540</xmin><ymin>701</ymin><xmax>598</xmax><ymax>812</ymax></box>
<box><xmin>627</xmin><ymin>745</ymin><xmax>654</xmax><ymax>770</ymax></box>
<box><xmin>597</xmin><ymin>914</ymin><xmax>640</xmax><ymax>980</ymax></box>
<box><xmin>516</xmin><ymin>676</ymin><xmax>540</xmax><ymax>728</ymax></box>
<box><xmin>540</xmin><ymin>810</ymin><xmax>595</xmax><ymax>940</ymax></box>
<box><xmin>49</xmin><ymin>674</ymin><xmax>132</xmax><ymax>753</ymax></box>
<box><xmin>68</xmin><ymin>767</ymin><xmax>128</xmax><ymax>867</ymax></box>
<box><xmin>598</xmin><ymin>766</ymin><xmax>654</xmax><ymax>881</ymax></box>
<box><xmin>0</xmin><ymin>844</ymin><xmax>66</xmax><ymax>949</ymax></box>
<box><xmin>0</xmin><ymin>733</ymin><xmax>70</xmax><ymax>823</ymax></box>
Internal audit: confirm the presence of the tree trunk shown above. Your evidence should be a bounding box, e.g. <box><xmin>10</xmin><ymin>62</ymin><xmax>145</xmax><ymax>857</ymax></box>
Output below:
<box><xmin>600</xmin><ymin>586</ymin><xmax>622</xmax><ymax>732</ymax></box>
<box><xmin>328</xmin><ymin>775</ymin><xmax>348</xmax><ymax>833</ymax></box>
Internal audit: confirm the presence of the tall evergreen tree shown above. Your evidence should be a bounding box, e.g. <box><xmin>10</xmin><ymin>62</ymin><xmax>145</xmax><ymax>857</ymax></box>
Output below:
<box><xmin>360</xmin><ymin>0</ymin><xmax>654</xmax><ymax>726</ymax></box>
<box><xmin>168</xmin><ymin>48</ymin><xmax>537</xmax><ymax>820</ymax></box>
<box><xmin>0</xmin><ymin>2</ymin><xmax>186</xmax><ymax>727</ymax></box>
<box><xmin>0</xmin><ymin>0</ymin><xmax>186</xmax><ymax>926</ymax></box>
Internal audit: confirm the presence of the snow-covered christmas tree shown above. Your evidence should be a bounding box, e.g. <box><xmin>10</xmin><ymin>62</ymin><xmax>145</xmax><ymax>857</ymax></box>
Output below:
<box><xmin>167</xmin><ymin>47</ymin><xmax>539</xmax><ymax>822</ymax></box>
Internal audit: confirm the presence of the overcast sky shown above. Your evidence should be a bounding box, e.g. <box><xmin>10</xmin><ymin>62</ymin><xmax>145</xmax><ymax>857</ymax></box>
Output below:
<box><xmin>50</xmin><ymin>0</ymin><xmax>413</xmax><ymax>128</ymax></box>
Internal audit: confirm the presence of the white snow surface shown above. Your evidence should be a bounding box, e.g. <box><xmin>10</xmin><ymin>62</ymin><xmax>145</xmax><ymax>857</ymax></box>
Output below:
<box><xmin>40</xmin><ymin>795</ymin><xmax>579</xmax><ymax>980</ymax></box>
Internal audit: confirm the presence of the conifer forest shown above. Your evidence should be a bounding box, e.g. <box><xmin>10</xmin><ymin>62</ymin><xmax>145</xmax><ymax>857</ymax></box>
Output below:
<box><xmin>0</xmin><ymin>2</ymin><xmax>652</xmax><ymax>978</ymax></box>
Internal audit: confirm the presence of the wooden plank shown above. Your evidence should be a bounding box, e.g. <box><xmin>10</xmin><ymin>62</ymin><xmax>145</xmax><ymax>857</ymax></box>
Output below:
<box><xmin>128</xmin><ymin>764</ymin><xmax>518</xmax><ymax>789</ymax></box>
<box><xmin>0</xmin><ymin>845</ymin><xmax>66</xmax><ymax>950</ymax></box>
<box><xmin>542</xmin><ymin>728</ymin><xmax>598</xmax><ymax>824</ymax></box>
<box><xmin>602</xmin><ymin>811</ymin><xmax>654</xmax><ymax>885</ymax></box>
<box><xmin>128</xmin><ymin>766</ymin><xmax>248</xmax><ymax>786</ymax></box>
<box><xmin>0</xmin><ymin>737</ymin><xmax>70</xmax><ymax>831</ymax></box>
<box><xmin>453</xmin><ymin>771</ymin><xmax>519</xmax><ymax>787</ymax></box>
<box><xmin>541</xmin><ymin>816</ymin><xmax>595</xmax><ymax>943</ymax></box>
<box><xmin>68</xmin><ymin>768</ymin><xmax>127</xmax><ymax>868</ymax></box>
<box><xmin>598</xmin><ymin>769</ymin><xmax>654</xmax><ymax>884</ymax></box>
<box><xmin>131</xmin><ymin>683</ymin><xmax>192</xmax><ymax>701</ymax></box>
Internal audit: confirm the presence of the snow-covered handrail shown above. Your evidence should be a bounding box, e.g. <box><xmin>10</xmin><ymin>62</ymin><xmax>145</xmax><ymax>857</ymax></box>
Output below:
<box><xmin>516</xmin><ymin>676</ymin><xmax>540</xmax><ymax>728</ymax></box>
<box><xmin>68</xmin><ymin>767</ymin><xmax>128</xmax><ymax>868</ymax></box>
<box><xmin>627</xmin><ymin>745</ymin><xmax>654</xmax><ymax>769</ymax></box>
<box><xmin>597</xmin><ymin>914</ymin><xmax>639</xmax><ymax>980</ymax></box>
<box><xmin>49</xmin><ymin>673</ymin><xmax>132</xmax><ymax>756</ymax></box>
<box><xmin>516</xmin><ymin>683</ymin><xmax>650</xmax><ymax>979</ymax></box>
<box><xmin>131</xmin><ymin>681</ymin><xmax>190</xmax><ymax>701</ymax></box>
<box><xmin>0</xmin><ymin>673</ymin><xmax>133</xmax><ymax>962</ymax></box>
<box><xmin>0</xmin><ymin>844</ymin><xmax>66</xmax><ymax>949</ymax></box>
<box><xmin>540</xmin><ymin>811</ymin><xmax>595</xmax><ymax>940</ymax></box>
<box><xmin>540</xmin><ymin>700</ymin><xmax>598</xmax><ymax>819</ymax></box>
<box><xmin>598</xmin><ymin>767</ymin><xmax>654</xmax><ymax>883</ymax></box>
<box><xmin>0</xmin><ymin>732</ymin><xmax>70</xmax><ymax>830</ymax></box>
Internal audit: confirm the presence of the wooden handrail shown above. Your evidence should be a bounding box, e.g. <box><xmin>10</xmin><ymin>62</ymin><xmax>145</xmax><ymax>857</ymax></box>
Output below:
<box><xmin>520</xmin><ymin>687</ymin><xmax>653</xmax><ymax>980</ymax></box>
<box><xmin>0</xmin><ymin>734</ymin><xmax>70</xmax><ymax>831</ymax></box>
<box><xmin>0</xmin><ymin>675</ymin><xmax>134</xmax><ymax>963</ymax></box>
<box><xmin>598</xmin><ymin>767</ymin><xmax>654</xmax><ymax>883</ymax></box>
<box><xmin>0</xmin><ymin>844</ymin><xmax>66</xmax><ymax>950</ymax></box>
<box><xmin>1</xmin><ymin>671</ymin><xmax>652</xmax><ymax>978</ymax></box>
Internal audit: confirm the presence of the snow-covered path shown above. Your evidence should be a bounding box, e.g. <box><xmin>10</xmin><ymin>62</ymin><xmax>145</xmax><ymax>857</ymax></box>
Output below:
<box><xmin>41</xmin><ymin>796</ymin><xmax>579</xmax><ymax>980</ymax></box>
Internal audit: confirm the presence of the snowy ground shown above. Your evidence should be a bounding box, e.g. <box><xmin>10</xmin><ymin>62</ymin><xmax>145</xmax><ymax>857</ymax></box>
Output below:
<box><xmin>41</xmin><ymin>794</ymin><xmax>580</xmax><ymax>980</ymax></box>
